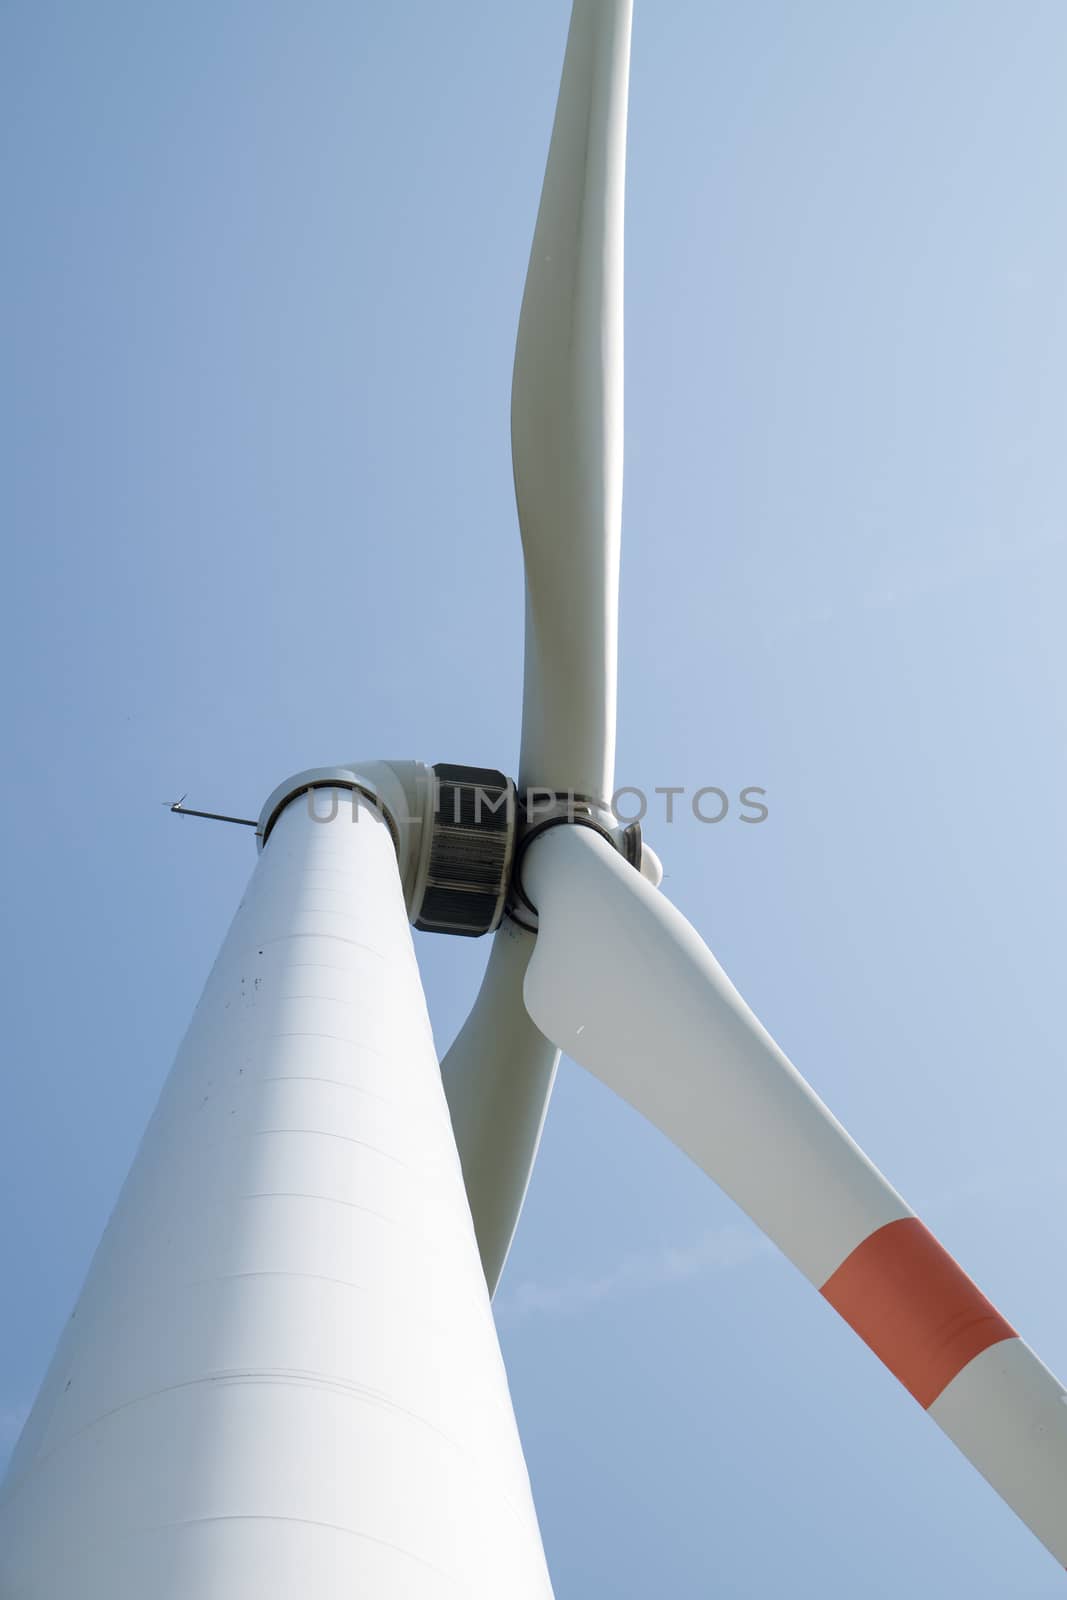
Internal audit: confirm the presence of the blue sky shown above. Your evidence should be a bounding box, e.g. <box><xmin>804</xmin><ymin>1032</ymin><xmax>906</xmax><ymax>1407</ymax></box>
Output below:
<box><xmin>4</xmin><ymin>1</ymin><xmax>1067</xmax><ymax>1592</ymax></box>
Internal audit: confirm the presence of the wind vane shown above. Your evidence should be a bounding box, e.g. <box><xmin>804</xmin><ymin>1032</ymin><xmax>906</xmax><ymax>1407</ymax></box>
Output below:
<box><xmin>166</xmin><ymin>794</ymin><xmax>258</xmax><ymax>828</ymax></box>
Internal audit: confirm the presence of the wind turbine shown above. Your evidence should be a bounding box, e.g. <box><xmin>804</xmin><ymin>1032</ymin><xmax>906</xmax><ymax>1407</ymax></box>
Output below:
<box><xmin>2</xmin><ymin>2</ymin><xmax>1065</xmax><ymax>1595</ymax></box>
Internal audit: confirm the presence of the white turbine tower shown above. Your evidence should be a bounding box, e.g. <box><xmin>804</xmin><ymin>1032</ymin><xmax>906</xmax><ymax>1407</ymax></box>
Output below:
<box><xmin>3</xmin><ymin>3</ymin><xmax>1066</xmax><ymax>1594</ymax></box>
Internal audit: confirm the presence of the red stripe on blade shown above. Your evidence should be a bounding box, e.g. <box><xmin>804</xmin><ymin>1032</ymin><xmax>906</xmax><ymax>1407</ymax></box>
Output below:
<box><xmin>820</xmin><ymin>1217</ymin><xmax>1016</xmax><ymax>1409</ymax></box>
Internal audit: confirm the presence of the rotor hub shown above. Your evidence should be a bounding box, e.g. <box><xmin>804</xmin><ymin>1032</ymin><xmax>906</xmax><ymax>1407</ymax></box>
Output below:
<box><xmin>257</xmin><ymin>761</ymin><xmax>658</xmax><ymax>938</ymax></box>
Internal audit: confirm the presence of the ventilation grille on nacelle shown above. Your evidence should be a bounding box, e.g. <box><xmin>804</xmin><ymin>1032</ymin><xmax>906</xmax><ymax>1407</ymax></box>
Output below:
<box><xmin>413</xmin><ymin>764</ymin><xmax>516</xmax><ymax>937</ymax></box>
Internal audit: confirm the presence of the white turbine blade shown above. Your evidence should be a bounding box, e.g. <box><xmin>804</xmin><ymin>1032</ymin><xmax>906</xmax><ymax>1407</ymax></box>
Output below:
<box><xmin>520</xmin><ymin>823</ymin><xmax>1067</xmax><ymax>1568</ymax></box>
<box><xmin>512</xmin><ymin>0</ymin><xmax>632</xmax><ymax>800</ymax></box>
<box><xmin>441</xmin><ymin>924</ymin><xmax>560</xmax><ymax>1296</ymax></box>
<box><xmin>439</xmin><ymin>0</ymin><xmax>631</xmax><ymax>1289</ymax></box>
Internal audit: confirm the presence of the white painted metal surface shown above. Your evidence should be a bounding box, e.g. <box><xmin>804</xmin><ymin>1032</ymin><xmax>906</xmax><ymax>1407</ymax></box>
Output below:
<box><xmin>0</xmin><ymin>789</ymin><xmax>553</xmax><ymax>1598</ymax></box>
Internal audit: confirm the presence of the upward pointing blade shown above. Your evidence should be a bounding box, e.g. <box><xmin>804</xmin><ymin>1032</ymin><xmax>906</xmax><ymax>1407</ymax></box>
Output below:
<box><xmin>512</xmin><ymin>0</ymin><xmax>632</xmax><ymax>802</ymax></box>
<box><xmin>521</xmin><ymin>822</ymin><xmax>1067</xmax><ymax>1569</ymax></box>
<box><xmin>444</xmin><ymin>1</ymin><xmax>633</xmax><ymax>1291</ymax></box>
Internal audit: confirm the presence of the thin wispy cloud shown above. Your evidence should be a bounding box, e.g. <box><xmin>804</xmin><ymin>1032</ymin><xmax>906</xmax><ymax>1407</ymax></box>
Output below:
<box><xmin>496</xmin><ymin>1224</ymin><xmax>773</xmax><ymax>1325</ymax></box>
<box><xmin>0</xmin><ymin>1408</ymin><xmax>26</xmax><ymax>1439</ymax></box>
<box><xmin>0</xmin><ymin>1406</ymin><xmax>28</xmax><ymax>1469</ymax></box>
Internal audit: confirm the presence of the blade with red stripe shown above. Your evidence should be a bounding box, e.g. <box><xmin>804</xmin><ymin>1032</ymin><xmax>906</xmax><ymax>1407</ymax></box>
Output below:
<box><xmin>520</xmin><ymin>821</ymin><xmax>1067</xmax><ymax>1567</ymax></box>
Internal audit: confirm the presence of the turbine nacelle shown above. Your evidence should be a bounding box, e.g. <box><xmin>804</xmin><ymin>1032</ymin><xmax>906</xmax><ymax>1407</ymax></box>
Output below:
<box><xmin>256</xmin><ymin>762</ymin><xmax>663</xmax><ymax>941</ymax></box>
